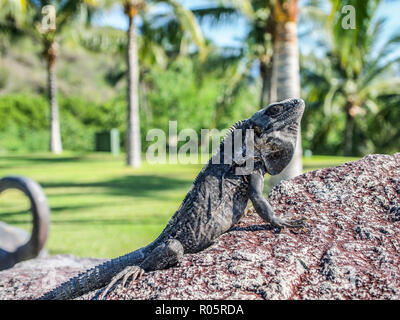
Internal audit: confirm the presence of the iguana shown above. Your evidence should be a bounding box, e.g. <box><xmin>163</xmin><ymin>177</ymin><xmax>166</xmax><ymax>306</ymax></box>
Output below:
<box><xmin>39</xmin><ymin>98</ymin><xmax>306</xmax><ymax>300</ymax></box>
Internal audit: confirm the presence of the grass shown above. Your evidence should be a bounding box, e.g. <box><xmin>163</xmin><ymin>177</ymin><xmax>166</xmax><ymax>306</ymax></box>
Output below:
<box><xmin>0</xmin><ymin>152</ymin><xmax>360</xmax><ymax>258</ymax></box>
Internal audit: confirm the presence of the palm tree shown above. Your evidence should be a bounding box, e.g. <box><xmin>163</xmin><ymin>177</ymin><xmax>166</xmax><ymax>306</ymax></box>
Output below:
<box><xmin>193</xmin><ymin>1</ymin><xmax>273</xmax><ymax>109</ymax></box>
<box><xmin>10</xmin><ymin>0</ymin><xmax>96</xmax><ymax>154</ymax></box>
<box><xmin>193</xmin><ymin>1</ymin><xmax>303</xmax><ymax>188</ymax></box>
<box><xmin>331</xmin><ymin>0</ymin><xmax>400</xmax><ymax>156</ymax></box>
<box><xmin>303</xmin><ymin>0</ymin><xmax>400</xmax><ymax>156</ymax></box>
<box><xmin>124</xmin><ymin>1</ymin><xmax>143</xmax><ymax>167</ymax></box>
<box><xmin>100</xmin><ymin>0</ymin><xmax>207</xmax><ymax>167</ymax></box>
<box><xmin>267</xmin><ymin>0</ymin><xmax>303</xmax><ymax>189</ymax></box>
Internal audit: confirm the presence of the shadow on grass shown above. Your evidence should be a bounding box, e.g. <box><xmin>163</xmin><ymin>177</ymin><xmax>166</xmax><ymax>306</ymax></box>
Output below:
<box><xmin>0</xmin><ymin>156</ymin><xmax>87</xmax><ymax>170</ymax></box>
<box><xmin>0</xmin><ymin>203</ymin><xmax>111</xmax><ymax>220</ymax></box>
<box><xmin>1</xmin><ymin>175</ymin><xmax>190</xmax><ymax>227</ymax></box>
<box><xmin>0</xmin><ymin>155</ymin><xmax>87</xmax><ymax>166</ymax></box>
<box><xmin>40</xmin><ymin>175</ymin><xmax>192</xmax><ymax>199</ymax></box>
<box><xmin>2</xmin><ymin>216</ymin><xmax>168</xmax><ymax>226</ymax></box>
<box><xmin>0</xmin><ymin>194</ymin><xmax>171</xmax><ymax>225</ymax></box>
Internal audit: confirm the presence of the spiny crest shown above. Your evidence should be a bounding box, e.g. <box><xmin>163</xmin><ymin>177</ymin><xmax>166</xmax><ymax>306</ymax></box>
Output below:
<box><xmin>223</xmin><ymin>119</ymin><xmax>247</xmax><ymax>139</ymax></box>
<box><xmin>191</xmin><ymin>119</ymin><xmax>248</xmax><ymax>187</ymax></box>
<box><xmin>231</xmin><ymin>119</ymin><xmax>246</xmax><ymax>132</ymax></box>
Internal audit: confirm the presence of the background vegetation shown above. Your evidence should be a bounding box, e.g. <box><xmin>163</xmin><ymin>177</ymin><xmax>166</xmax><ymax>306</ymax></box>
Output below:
<box><xmin>1</xmin><ymin>0</ymin><xmax>398</xmax><ymax>157</ymax></box>
<box><xmin>0</xmin><ymin>40</ymin><xmax>258</xmax><ymax>153</ymax></box>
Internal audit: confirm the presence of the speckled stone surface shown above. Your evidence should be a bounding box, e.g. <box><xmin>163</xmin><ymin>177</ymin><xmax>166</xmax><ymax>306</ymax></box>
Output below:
<box><xmin>1</xmin><ymin>153</ymin><xmax>399</xmax><ymax>300</ymax></box>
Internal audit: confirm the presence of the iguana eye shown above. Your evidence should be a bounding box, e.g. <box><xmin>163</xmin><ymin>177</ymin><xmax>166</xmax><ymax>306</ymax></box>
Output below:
<box><xmin>266</xmin><ymin>105</ymin><xmax>282</xmax><ymax>117</ymax></box>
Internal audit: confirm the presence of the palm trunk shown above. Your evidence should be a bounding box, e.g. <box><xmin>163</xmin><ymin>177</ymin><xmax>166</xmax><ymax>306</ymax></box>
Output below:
<box><xmin>268</xmin><ymin>0</ymin><xmax>302</xmax><ymax>190</ymax></box>
<box><xmin>46</xmin><ymin>41</ymin><xmax>62</xmax><ymax>154</ymax></box>
<box><xmin>268</xmin><ymin>55</ymin><xmax>277</xmax><ymax>103</ymax></box>
<box><xmin>126</xmin><ymin>11</ymin><xmax>141</xmax><ymax>167</ymax></box>
<box><xmin>344</xmin><ymin>100</ymin><xmax>354</xmax><ymax>156</ymax></box>
<box><xmin>140</xmin><ymin>79</ymin><xmax>152</xmax><ymax>125</ymax></box>
<box><xmin>259</xmin><ymin>59</ymin><xmax>272</xmax><ymax>108</ymax></box>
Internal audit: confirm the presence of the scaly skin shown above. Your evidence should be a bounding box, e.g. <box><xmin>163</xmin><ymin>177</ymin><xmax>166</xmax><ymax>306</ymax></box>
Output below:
<box><xmin>39</xmin><ymin>98</ymin><xmax>306</xmax><ymax>300</ymax></box>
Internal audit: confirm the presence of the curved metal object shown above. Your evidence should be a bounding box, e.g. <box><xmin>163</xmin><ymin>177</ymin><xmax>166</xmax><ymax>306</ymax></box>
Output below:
<box><xmin>0</xmin><ymin>176</ymin><xmax>50</xmax><ymax>271</ymax></box>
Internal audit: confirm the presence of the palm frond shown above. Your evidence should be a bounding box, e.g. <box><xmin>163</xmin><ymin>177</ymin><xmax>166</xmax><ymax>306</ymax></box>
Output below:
<box><xmin>191</xmin><ymin>6</ymin><xmax>238</xmax><ymax>26</ymax></box>
<box><xmin>360</xmin><ymin>55</ymin><xmax>400</xmax><ymax>88</ymax></box>
<box><xmin>359</xmin><ymin>78</ymin><xmax>400</xmax><ymax>100</ymax></box>
<box><xmin>157</xmin><ymin>0</ymin><xmax>207</xmax><ymax>60</ymax></box>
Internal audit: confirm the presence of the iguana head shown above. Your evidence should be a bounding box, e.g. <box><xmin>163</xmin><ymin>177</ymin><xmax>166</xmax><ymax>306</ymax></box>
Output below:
<box><xmin>249</xmin><ymin>98</ymin><xmax>305</xmax><ymax>175</ymax></box>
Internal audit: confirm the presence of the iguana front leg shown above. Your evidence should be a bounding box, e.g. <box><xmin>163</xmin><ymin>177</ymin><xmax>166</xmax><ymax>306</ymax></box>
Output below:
<box><xmin>99</xmin><ymin>239</ymin><xmax>184</xmax><ymax>299</ymax></box>
<box><xmin>248</xmin><ymin>170</ymin><xmax>306</xmax><ymax>229</ymax></box>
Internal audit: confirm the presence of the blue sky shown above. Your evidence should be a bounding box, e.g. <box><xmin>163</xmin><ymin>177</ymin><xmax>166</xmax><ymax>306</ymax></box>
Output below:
<box><xmin>94</xmin><ymin>0</ymin><xmax>400</xmax><ymax>55</ymax></box>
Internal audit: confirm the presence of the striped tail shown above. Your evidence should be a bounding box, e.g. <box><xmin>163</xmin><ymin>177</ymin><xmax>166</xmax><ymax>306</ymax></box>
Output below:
<box><xmin>38</xmin><ymin>248</ymin><xmax>146</xmax><ymax>300</ymax></box>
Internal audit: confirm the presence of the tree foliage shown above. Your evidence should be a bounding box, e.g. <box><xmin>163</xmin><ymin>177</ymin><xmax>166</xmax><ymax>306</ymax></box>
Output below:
<box><xmin>0</xmin><ymin>0</ymin><xmax>399</xmax><ymax>156</ymax></box>
<box><xmin>301</xmin><ymin>0</ymin><xmax>400</xmax><ymax>155</ymax></box>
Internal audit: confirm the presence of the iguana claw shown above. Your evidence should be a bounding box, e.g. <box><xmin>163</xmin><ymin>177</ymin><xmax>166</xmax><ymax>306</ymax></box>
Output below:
<box><xmin>271</xmin><ymin>216</ymin><xmax>307</xmax><ymax>229</ymax></box>
<box><xmin>99</xmin><ymin>266</ymin><xmax>145</xmax><ymax>300</ymax></box>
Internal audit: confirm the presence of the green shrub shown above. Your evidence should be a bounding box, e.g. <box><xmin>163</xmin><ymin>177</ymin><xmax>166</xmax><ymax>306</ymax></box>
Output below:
<box><xmin>0</xmin><ymin>124</ymin><xmax>48</xmax><ymax>153</ymax></box>
<box><xmin>0</xmin><ymin>93</ymin><xmax>125</xmax><ymax>153</ymax></box>
<box><xmin>0</xmin><ymin>94</ymin><xmax>48</xmax><ymax>131</ymax></box>
<box><xmin>0</xmin><ymin>94</ymin><xmax>49</xmax><ymax>153</ymax></box>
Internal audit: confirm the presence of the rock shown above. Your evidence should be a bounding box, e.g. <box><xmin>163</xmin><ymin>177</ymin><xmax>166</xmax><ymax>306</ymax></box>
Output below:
<box><xmin>0</xmin><ymin>153</ymin><xmax>399</xmax><ymax>300</ymax></box>
<box><xmin>0</xmin><ymin>255</ymin><xmax>104</xmax><ymax>300</ymax></box>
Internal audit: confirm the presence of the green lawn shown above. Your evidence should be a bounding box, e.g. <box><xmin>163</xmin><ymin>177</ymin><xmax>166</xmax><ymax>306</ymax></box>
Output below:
<box><xmin>0</xmin><ymin>153</ymin><xmax>359</xmax><ymax>258</ymax></box>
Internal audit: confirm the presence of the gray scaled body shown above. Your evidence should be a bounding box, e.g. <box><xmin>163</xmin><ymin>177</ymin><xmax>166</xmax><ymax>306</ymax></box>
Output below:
<box><xmin>39</xmin><ymin>98</ymin><xmax>306</xmax><ymax>300</ymax></box>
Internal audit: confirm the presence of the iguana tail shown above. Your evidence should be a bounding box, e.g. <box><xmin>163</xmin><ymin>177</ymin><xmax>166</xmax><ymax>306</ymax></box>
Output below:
<box><xmin>38</xmin><ymin>247</ymin><xmax>148</xmax><ymax>300</ymax></box>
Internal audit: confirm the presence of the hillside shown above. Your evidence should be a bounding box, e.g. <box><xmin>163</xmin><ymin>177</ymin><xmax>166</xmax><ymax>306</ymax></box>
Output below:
<box><xmin>0</xmin><ymin>35</ymin><xmax>124</xmax><ymax>102</ymax></box>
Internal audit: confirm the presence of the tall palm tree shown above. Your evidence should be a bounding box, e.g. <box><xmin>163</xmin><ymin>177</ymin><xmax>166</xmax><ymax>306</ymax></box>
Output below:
<box><xmin>193</xmin><ymin>1</ymin><xmax>273</xmax><ymax>109</ymax></box>
<box><xmin>124</xmin><ymin>0</ymin><xmax>143</xmax><ymax>167</ymax></box>
<box><xmin>102</xmin><ymin>0</ymin><xmax>207</xmax><ymax>167</ymax></box>
<box><xmin>330</xmin><ymin>0</ymin><xmax>400</xmax><ymax>155</ymax></box>
<box><xmin>16</xmin><ymin>0</ymin><xmax>96</xmax><ymax>154</ymax></box>
<box><xmin>303</xmin><ymin>0</ymin><xmax>400</xmax><ymax>156</ymax></box>
<box><xmin>193</xmin><ymin>1</ymin><xmax>303</xmax><ymax>189</ymax></box>
<box><xmin>267</xmin><ymin>0</ymin><xmax>303</xmax><ymax>189</ymax></box>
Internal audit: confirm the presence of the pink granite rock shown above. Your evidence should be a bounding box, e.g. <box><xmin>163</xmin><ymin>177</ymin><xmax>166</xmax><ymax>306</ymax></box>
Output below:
<box><xmin>0</xmin><ymin>254</ymin><xmax>104</xmax><ymax>300</ymax></box>
<box><xmin>1</xmin><ymin>153</ymin><xmax>399</xmax><ymax>300</ymax></box>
